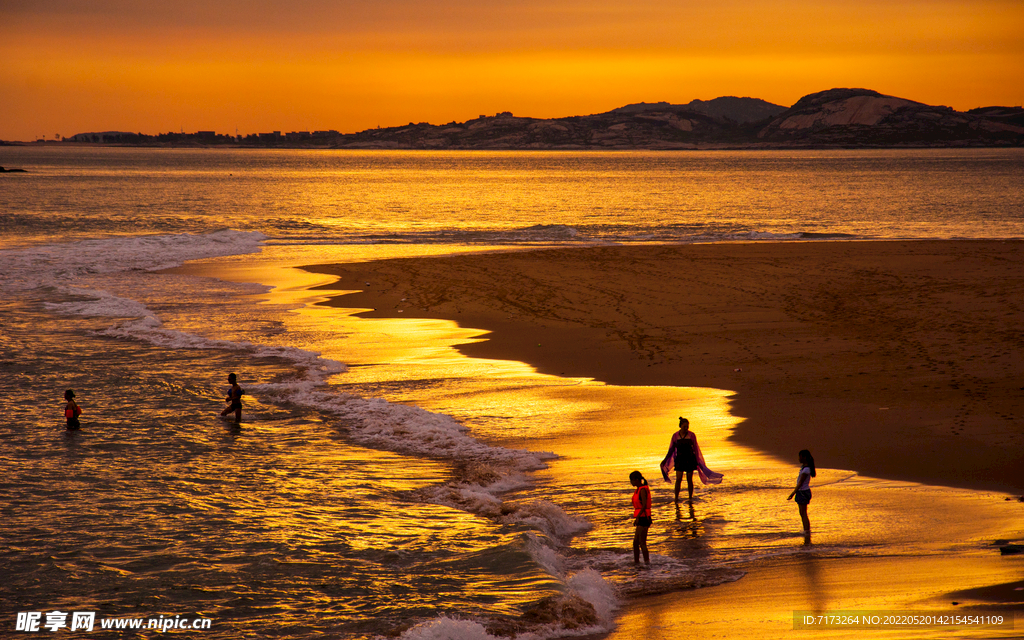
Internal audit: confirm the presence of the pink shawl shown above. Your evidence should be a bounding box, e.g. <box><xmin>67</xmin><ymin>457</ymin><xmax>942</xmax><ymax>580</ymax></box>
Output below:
<box><xmin>660</xmin><ymin>431</ymin><xmax>724</xmax><ymax>485</ymax></box>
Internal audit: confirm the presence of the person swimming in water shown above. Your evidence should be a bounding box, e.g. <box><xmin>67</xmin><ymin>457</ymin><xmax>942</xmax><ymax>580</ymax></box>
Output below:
<box><xmin>64</xmin><ymin>389</ymin><xmax>81</xmax><ymax>430</ymax></box>
<box><xmin>220</xmin><ymin>373</ymin><xmax>243</xmax><ymax>422</ymax></box>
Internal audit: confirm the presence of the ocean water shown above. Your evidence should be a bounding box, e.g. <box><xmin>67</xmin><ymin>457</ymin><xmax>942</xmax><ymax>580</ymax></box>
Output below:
<box><xmin>1</xmin><ymin>147</ymin><xmax>1023</xmax><ymax>639</ymax></box>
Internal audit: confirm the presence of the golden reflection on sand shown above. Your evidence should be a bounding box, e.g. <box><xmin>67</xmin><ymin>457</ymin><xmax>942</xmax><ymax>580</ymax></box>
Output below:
<box><xmin>174</xmin><ymin>246</ymin><xmax>1023</xmax><ymax>638</ymax></box>
<box><xmin>614</xmin><ymin>553</ymin><xmax>1023</xmax><ymax>640</ymax></box>
<box><xmin>262</xmin><ymin>253</ymin><xmax>1020</xmax><ymax>553</ymax></box>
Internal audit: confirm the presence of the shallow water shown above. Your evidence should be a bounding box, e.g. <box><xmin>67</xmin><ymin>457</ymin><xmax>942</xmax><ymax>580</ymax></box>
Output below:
<box><xmin>1</xmin><ymin>295</ymin><xmax>564</xmax><ymax>637</ymax></box>
<box><xmin>1</xmin><ymin>148</ymin><xmax>1022</xmax><ymax>638</ymax></box>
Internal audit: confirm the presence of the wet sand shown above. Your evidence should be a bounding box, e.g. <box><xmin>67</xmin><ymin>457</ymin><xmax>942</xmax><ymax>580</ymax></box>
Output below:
<box><xmin>302</xmin><ymin>240</ymin><xmax>1024</xmax><ymax>636</ymax></box>
<box><xmin>306</xmin><ymin>240</ymin><xmax>1024</xmax><ymax>494</ymax></box>
<box><xmin>610</xmin><ymin>553</ymin><xmax>1023</xmax><ymax>639</ymax></box>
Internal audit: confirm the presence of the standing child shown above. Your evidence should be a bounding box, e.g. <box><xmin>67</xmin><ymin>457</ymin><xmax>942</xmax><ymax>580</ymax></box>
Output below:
<box><xmin>787</xmin><ymin>449</ymin><xmax>816</xmax><ymax>543</ymax></box>
<box><xmin>64</xmin><ymin>389</ymin><xmax>82</xmax><ymax>430</ymax></box>
<box><xmin>220</xmin><ymin>373</ymin><xmax>243</xmax><ymax>422</ymax></box>
<box><xmin>629</xmin><ymin>470</ymin><xmax>652</xmax><ymax>565</ymax></box>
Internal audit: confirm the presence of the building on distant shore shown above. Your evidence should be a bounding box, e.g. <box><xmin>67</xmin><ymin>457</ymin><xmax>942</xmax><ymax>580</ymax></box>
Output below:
<box><xmin>68</xmin><ymin>132</ymin><xmax>143</xmax><ymax>143</ymax></box>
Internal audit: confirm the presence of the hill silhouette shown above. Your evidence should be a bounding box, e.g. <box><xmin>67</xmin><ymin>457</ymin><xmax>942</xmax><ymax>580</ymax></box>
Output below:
<box><xmin>56</xmin><ymin>88</ymin><xmax>1024</xmax><ymax>149</ymax></box>
<box><xmin>331</xmin><ymin>89</ymin><xmax>1022</xmax><ymax>149</ymax></box>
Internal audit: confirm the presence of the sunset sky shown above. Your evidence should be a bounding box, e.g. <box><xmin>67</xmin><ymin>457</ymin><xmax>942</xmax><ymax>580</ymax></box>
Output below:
<box><xmin>2</xmin><ymin>0</ymin><xmax>1023</xmax><ymax>141</ymax></box>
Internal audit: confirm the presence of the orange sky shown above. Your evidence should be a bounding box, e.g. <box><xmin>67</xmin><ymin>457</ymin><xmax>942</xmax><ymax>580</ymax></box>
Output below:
<box><xmin>2</xmin><ymin>0</ymin><xmax>1022</xmax><ymax>141</ymax></box>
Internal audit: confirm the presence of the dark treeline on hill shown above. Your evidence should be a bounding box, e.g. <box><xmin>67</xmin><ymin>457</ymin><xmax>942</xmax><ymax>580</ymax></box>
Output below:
<box><xmin>22</xmin><ymin>89</ymin><xmax>1024</xmax><ymax>149</ymax></box>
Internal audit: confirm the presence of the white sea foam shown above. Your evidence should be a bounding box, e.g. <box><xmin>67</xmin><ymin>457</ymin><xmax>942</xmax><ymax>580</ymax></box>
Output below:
<box><xmin>396</xmin><ymin>601</ymin><xmax>615</xmax><ymax>640</ymax></box>
<box><xmin>566</xmin><ymin>568</ymin><xmax>618</xmax><ymax>622</ymax></box>
<box><xmin>41</xmin><ymin>286</ymin><xmax>349</xmax><ymax>385</ymax></box>
<box><xmin>0</xmin><ymin>229</ymin><xmax>267</xmax><ymax>292</ymax></box>
<box><xmin>520</xmin><ymin>224</ymin><xmax>580</xmax><ymax>240</ymax></box>
<box><xmin>398</xmin><ymin>617</ymin><xmax>500</xmax><ymax>640</ymax></box>
<box><xmin>254</xmin><ymin>384</ymin><xmax>553</xmax><ymax>470</ymax></box>
<box><xmin>518</xmin><ymin>535</ymin><xmax>619</xmax><ymax>636</ymax></box>
<box><xmin>500</xmin><ymin>500</ymin><xmax>591</xmax><ymax>541</ymax></box>
<box><xmin>524</xmin><ymin>534</ymin><xmax>566</xmax><ymax>577</ymax></box>
<box><xmin>48</xmin><ymin>286</ymin><xmax>154</xmax><ymax>319</ymax></box>
<box><xmin>740</xmin><ymin>230</ymin><xmax>803</xmax><ymax>241</ymax></box>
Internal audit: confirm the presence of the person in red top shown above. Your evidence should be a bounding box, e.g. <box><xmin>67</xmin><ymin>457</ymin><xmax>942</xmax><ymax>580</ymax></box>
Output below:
<box><xmin>629</xmin><ymin>470</ymin><xmax>652</xmax><ymax>566</ymax></box>
<box><xmin>64</xmin><ymin>389</ymin><xmax>81</xmax><ymax>430</ymax></box>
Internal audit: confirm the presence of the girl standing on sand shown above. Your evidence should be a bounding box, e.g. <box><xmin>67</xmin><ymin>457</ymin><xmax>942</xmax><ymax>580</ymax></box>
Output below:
<box><xmin>660</xmin><ymin>417</ymin><xmax>724</xmax><ymax>502</ymax></box>
<box><xmin>787</xmin><ymin>449</ymin><xmax>816</xmax><ymax>542</ymax></box>
<box><xmin>629</xmin><ymin>470</ymin><xmax>652</xmax><ymax>566</ymax></box>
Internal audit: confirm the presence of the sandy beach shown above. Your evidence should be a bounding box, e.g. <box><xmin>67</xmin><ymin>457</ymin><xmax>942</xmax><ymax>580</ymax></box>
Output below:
<box><xmin>300</xmin><ymin>240</ymin><xmax>1024</xmax><ymax>637</ymax></box>
<box><xmin>307</xmin><ymin>240</ymin><xmax>1024</xmax><ymax>494</ymax></box>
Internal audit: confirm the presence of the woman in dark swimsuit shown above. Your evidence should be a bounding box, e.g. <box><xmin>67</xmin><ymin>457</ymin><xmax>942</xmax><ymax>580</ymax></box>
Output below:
<box><xmin>661</xmin><ymin>417</ymin><xmax>724</xmax><ymax>500</ymax></box>
<box><xmin>672</xmin><ymin>418</ymin><xmax>699</xmax><ymax>502</ymax></box>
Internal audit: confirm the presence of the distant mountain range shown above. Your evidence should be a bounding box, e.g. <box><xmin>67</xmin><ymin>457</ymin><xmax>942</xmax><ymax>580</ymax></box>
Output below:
<box><xmin>336</xmin><ymin>88</ymin><xmax>1023</xmax><ymax>149</ymax></box>
<box><xmin>38</xmin><ymin>88</ymin><xmax>1024</xmax><ymax>149</ymax></box>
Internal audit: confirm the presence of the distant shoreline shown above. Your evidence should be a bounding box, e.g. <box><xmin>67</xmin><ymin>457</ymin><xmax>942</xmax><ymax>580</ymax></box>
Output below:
<box><xmin>4</xmin><ymin>140</ymin><xmax>1022</xmax><ymax>150</ymax></box>
<box><xmin>6</xmin><ymin>88</ymin><xmax>1023</xmax><ymax>148</ymax></box>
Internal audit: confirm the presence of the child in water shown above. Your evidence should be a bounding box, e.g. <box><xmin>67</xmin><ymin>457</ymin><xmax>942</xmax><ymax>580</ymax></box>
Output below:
<box><xmin>787</xmin><ymin>449</ymin><xmax>816</xmax><ymax>542</ymax></box>
<box><xmin>629</xmin><ymin>470</ymin><xmax>652</xmax><ymax>565</ymax></box>
<box><xmin>64</xmin><ymin>389</ymin><xmax>81</xmax><ymax>430</ymax></box>
<box><xmin>220</xmin><ymin>373</ymin><xmax>243</xmax><ymax>422</ymax></box>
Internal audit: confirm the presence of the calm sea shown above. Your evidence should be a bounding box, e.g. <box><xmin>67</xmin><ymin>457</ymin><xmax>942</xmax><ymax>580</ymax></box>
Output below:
<box><xmin>1</xmin><ymin>147</ymin><xmax>1022</xmax><ymax>639</ymax></box>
